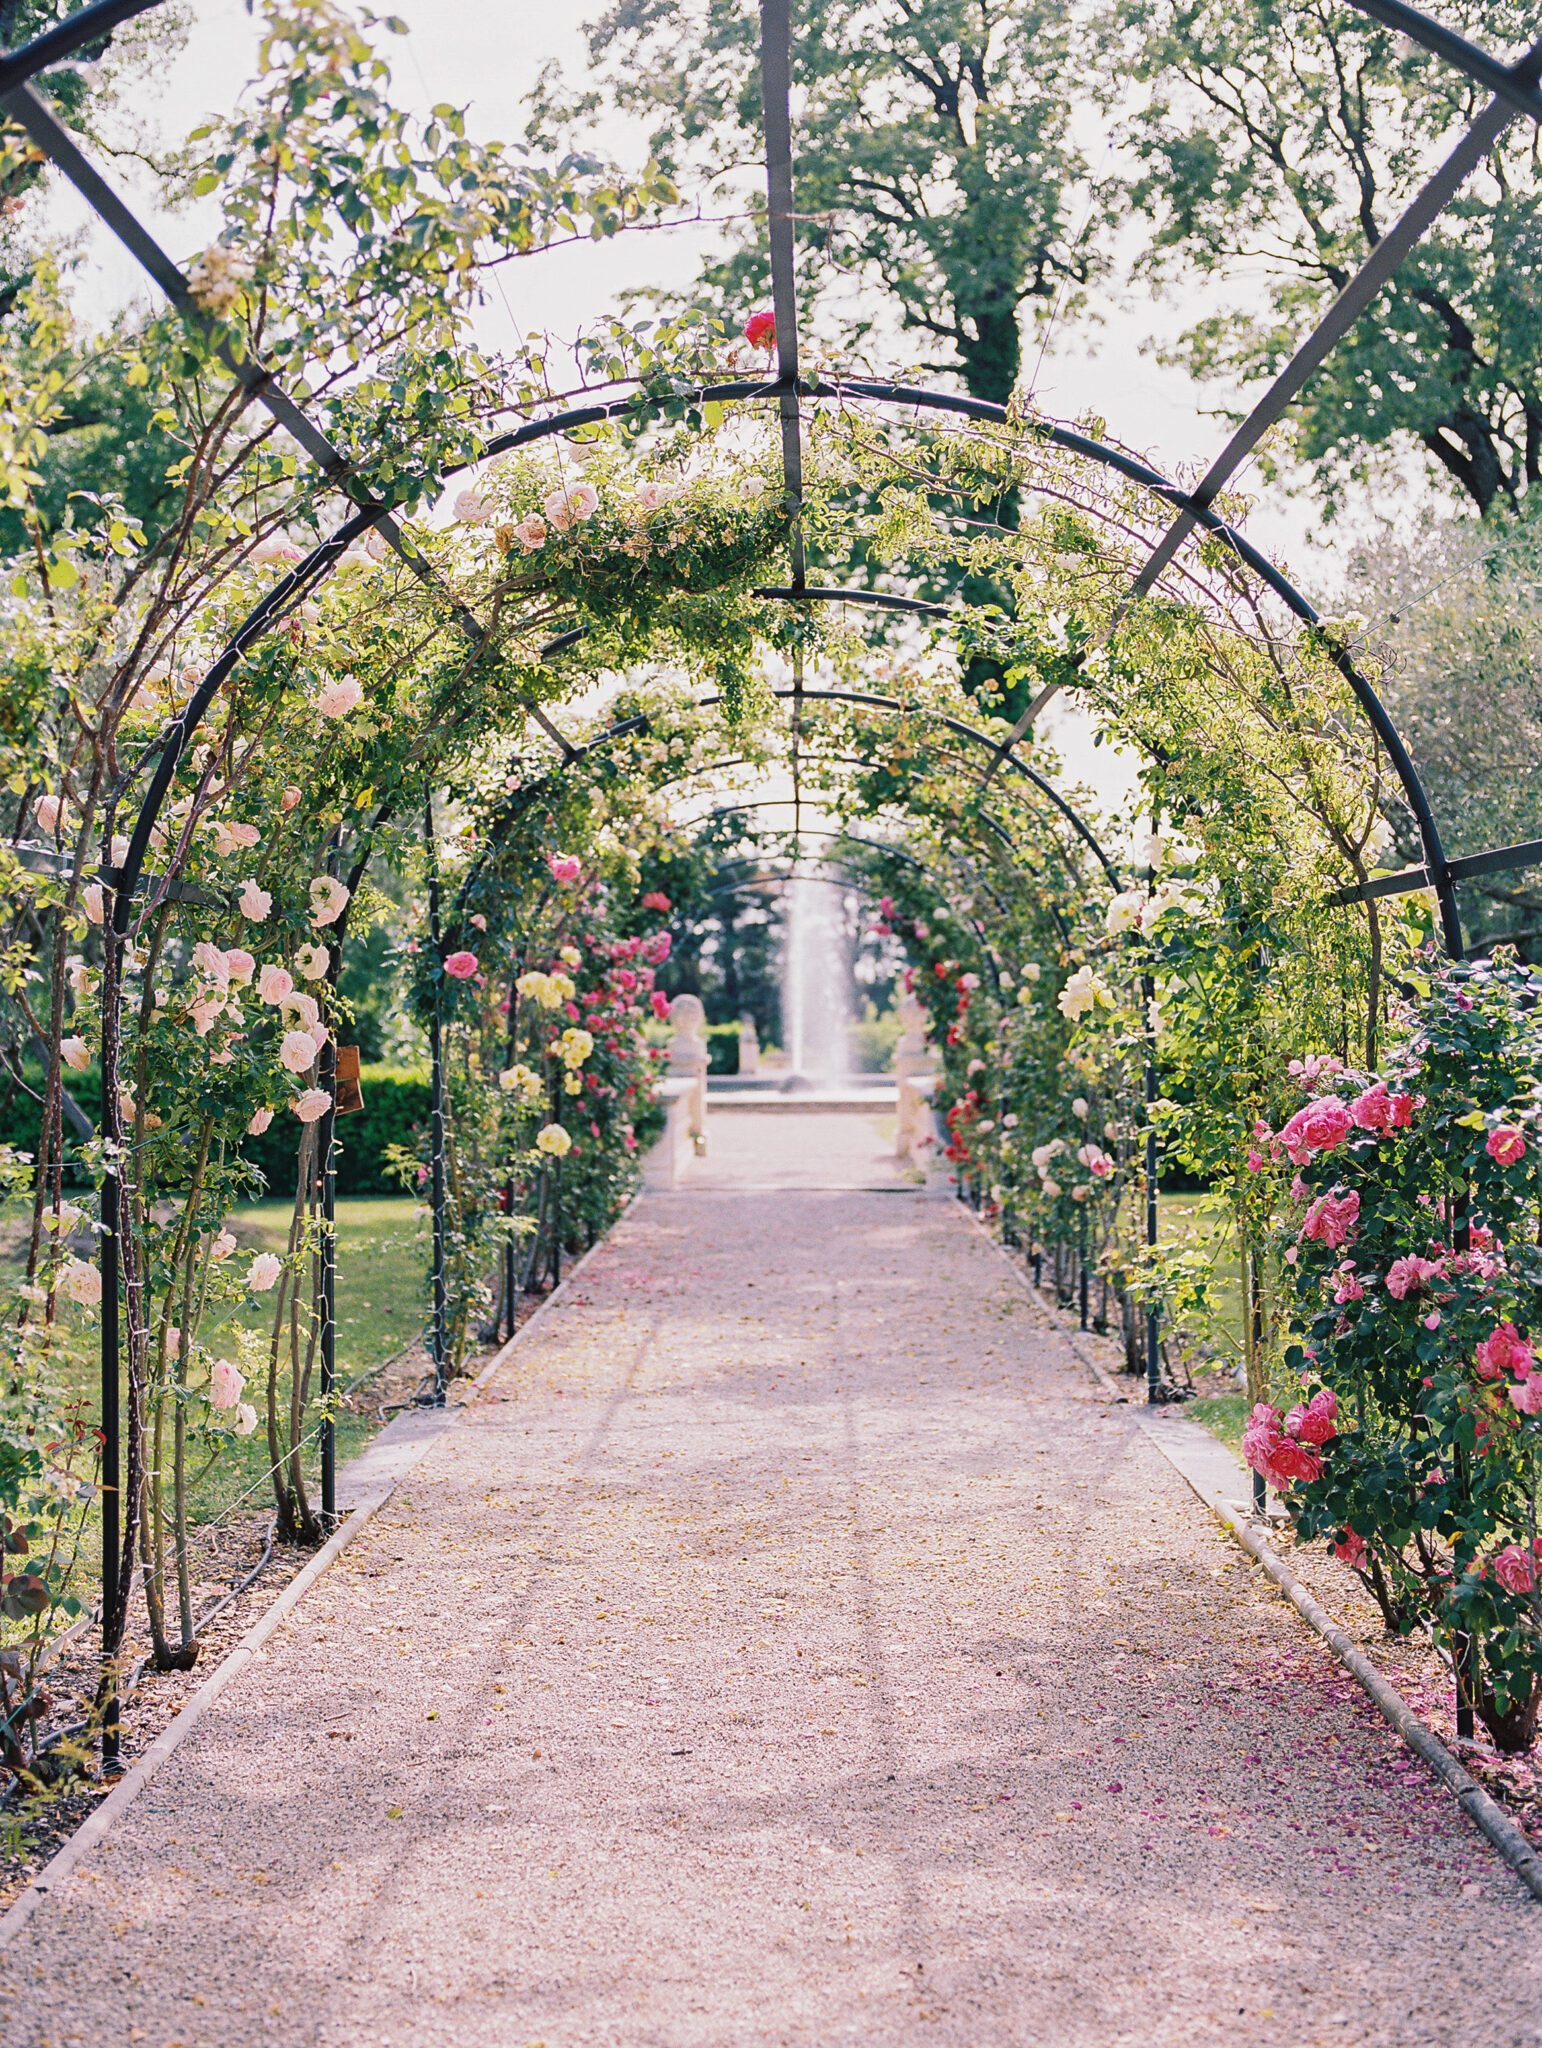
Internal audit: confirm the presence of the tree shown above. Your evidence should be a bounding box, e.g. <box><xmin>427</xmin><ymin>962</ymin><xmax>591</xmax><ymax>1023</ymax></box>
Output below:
<box><xmin>1346</xmin><ymin>503</ymin><xmax>1542</xmax><ymax>950</ymax></box>
<box><xmin>528</xmin><ymin>0</ymin><xmax>1091</xmax><ymax>405</ymax></box>
<box><xmin>1111</xmin><ymin>0</ymin><xmax>1542</xmax><ymax>515</ymax></box>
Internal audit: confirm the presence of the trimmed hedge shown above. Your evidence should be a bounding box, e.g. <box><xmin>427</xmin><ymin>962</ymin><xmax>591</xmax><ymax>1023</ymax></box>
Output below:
<box><xmin>1</xmin><ymin>1062</ymin><xmax>432</xmax><ymax>1197</ymax></box>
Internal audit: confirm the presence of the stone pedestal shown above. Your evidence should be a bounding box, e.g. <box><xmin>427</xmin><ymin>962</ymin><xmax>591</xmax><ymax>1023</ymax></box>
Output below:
<box><xmin>668</xmin><ymin>993</ymin><xmax>710</xmax><ymax>1153</ymax></box>
<box><xmin>893</xmin><ymin>990</ymin><xmax>937</xmax><ymax>1164</ymax></box>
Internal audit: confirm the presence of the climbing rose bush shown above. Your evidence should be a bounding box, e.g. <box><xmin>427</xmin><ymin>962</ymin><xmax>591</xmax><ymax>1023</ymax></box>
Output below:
<box><xmin>1254</xmin><ymin>951</ymin><xmax>1542</xmax><ymax>1751</ymax></box>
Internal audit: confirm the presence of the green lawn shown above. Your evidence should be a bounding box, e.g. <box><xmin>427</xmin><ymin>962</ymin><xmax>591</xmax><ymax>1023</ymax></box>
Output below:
<box><xmin>1154</xmin><ymin>1192</ymin><xmax>1249</xmax><ymax>1447</ymax></box>
<box><xmin>1</xmin><ymin>1196</ymin><xmax>431</xmax><ymax>1597</ymax></box>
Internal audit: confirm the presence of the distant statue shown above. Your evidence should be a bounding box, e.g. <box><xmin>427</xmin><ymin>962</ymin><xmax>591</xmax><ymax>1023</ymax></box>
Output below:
<box><xmin>738</xmin><ymin>1014</ymin><xmax>760</xmax><ymax>1077</ymax></box>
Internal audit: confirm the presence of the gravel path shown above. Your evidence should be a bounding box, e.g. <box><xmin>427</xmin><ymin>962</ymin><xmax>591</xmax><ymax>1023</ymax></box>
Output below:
<box><xmin>2</xmin><ymin>1124</ymin><xmax>1539</xmax><ymax>2047</ymax></box>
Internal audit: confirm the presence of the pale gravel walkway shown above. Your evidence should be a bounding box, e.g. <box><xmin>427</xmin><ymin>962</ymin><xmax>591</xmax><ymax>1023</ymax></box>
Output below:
<box><xmin>3</xmin><ymin>1119</ymin><xmax>1540</xmax><ymax>2047</ymax></box>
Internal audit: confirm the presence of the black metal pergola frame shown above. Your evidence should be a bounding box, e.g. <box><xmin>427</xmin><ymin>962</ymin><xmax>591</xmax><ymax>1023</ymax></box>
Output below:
<box><xmin>2</xmin><ymin>0</ymin><xmax>1540</xmax><ymax>1762</ymax></box>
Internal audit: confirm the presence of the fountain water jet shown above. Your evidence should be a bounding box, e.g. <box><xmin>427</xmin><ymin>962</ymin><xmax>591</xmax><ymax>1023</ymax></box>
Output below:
<box><xmin>782</xmin><ymin>874</ymin><xmax>854</xmax><ymax>1091</ymax></box>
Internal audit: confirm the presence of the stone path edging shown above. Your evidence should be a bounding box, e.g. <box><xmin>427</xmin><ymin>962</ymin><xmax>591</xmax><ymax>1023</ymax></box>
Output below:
<box><xmin>965</xmin><ymin>1206</ymin><xmax>1542</xmax><ymax>1904</ymax></box>
<box><xmin>0</xmin><ymin>1228</ymin><xmax>614</xmax><ymax>1954</ymax></box>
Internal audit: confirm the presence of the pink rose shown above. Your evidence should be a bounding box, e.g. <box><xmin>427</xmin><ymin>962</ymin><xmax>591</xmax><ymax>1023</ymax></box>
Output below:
<box><xmin>1333</xmin><ymin>1528</ymin><xmax>1368</xmax><ymax>1569</ymax></box>
<box><xmin>209</xmin><ymin>1358</ymin><xmax>245</xmax><ymax>1411</ymax></box>
<box><xmin>280</xmin><ymin>1029</ymin><xmax>317</xmax><ymax>1075</ymax></box>
<box><xmin>1487</xmin><ymin>1126</ymin><xmax>1526</xmax><ymax>1166</ymax></box>
<box><xmin>225</xmin><ymin>947</ymin><xmax>256</xmax><ymax>985</ymax></box>
<box><xmin>1276</xmin><ymin>1096</ymin><xmax>1352</xmax><ymax>1162</ymax></box>
<box><xmin>1291</xmin><ymin>1388</ymin><xmax>1339</xmax><ymax>1446</ymax></box>
<box><xmin>238</xmin><ymin>880</ymin><xmax>271</xmax><ymax>921</ymax></box>
<box><xmin>444</xmin><ymin>950</ymin><xmax>479</xmax><ymax>980</ymax></box>
<box><xmin>317</xmin><ymin>674</ymin><xmax>364</xmax><ymax>719</ymax></box>
<box><xmin>258</xmin><ymin>964</ymin><xmax>294</xmax><ymax>1005</ymax></box>
<box><xmin>548</xmin><ymin>853</ymin><xmax>582</xmax><ymax>884</ymax></box>
<box><xmin>514</xmin><ymin>514</ymin><xmax>548</xmax><ymax>552</ymax></box>
<box><xmin>1475</xmin><ymin>1322</ymin><xmax>1532</xmax><ymax>1382</ymax></box>
<box><xmin>650</xmin><ymin>990</ymin><xmax>670</xmax><ymax>1020</ymax></box>
<box><xmin>246</xmin><ymin>1252</ymin><xmax>282</xmax><ymax>1290</ymax></box>
<box><xmin>1491</xmin><ymin>1544</ymin><xmax>1538</xmax><ymax>1595</ymax></box>
<box><xmin>1508</xmin><ymin>1376</ymin><xmax>1542</xmax><ymax>1416</ymax></box>
<box><xmin>1299</xmin><ymin>1188</ymin><xmax>1359</xmax><ymax>1250</ymax></box>
<box><xmin>641</xmin><ymin>891</ymin><xmax>672</xmax><ymax>913</ymax></box>
<box><xmin>292</xmin><ymin>1088</ymin><xmax>331</xmax><ymax>1124</ymax></box>
<box><xmin>1385</xmin><ymin>1254</ymin><xmax>1440</xmax><ymax>1301</ymax></box>
<box><xmin>1333</xmin><ymin>1263</ymin><xmax>1365</xmax><ymax>1304</ymax></box>
<box><xmin>247</xmin><ymin>1107</ymin><xmax>274</xmax><ymax>1135</ymax></box>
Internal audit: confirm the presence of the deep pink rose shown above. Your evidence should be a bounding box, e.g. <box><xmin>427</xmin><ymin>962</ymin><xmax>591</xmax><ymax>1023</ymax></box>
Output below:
<box><xmin>1492</xmin><ymin>1544</ymin><xmax>1538</xmax><ymax>1595</ymax></box>
<box><xmin>1300</xmin><ymin>1188</ymin><xmax>1359</xmax><ymax>1250</ymax></box>
<box><xmin>1287</xmin><ymin>1389</ymin><xmax>1339</xmax><ymax>1447</ymax></box>
<box><xmin>548</xmin><ymin>853</ymin><xmax>582</xmax><ymax>884</ymax></box>
<box><xmin>1277</xmin><ymin>1096</ymin><xmax>1352</xmax><ymax>1162</ymax></box>
<box><xmin>1475</xmin><ymin>1322</ymin><xmax>1532</xmax><ymax>1383</ymax></box>
<box><xmin>1487</xmin><ymin>1126</ymin><xmax>1526</xmax><ymax>1165</ymax></box>
<box><xmin>744</xmin><ymin>308</ymin><xmax>776</xmax><ymax>349</ymax></box>
<box><xmin>1333</xmin><ymin>1529</ymin><xmax>1367</xmax><ymax>1569</ymax></box>
<box><xmin>444</xmin><ymin>950</ymin><xmax>479</xmax><ymax>980</ymax></box>
<box><xmin>1385</xmin><ymin>1254</ymin><xmax>1440</xmax><ymax>1301</ymax></box>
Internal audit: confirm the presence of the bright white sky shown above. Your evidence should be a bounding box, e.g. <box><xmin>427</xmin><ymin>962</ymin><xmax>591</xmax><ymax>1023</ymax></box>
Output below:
<box><xmin>48</xmin><ymin>0</ymin><xmax>1434</xmax><ymax>825</ymax></box>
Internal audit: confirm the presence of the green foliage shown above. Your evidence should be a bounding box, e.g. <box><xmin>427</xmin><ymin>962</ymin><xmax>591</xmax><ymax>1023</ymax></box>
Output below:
<box><xmin>1111</xmin><ymin>0</ymin><xmax>1542</xmax><ymax>513</ymax></box>
<box><xmin>1266</xmin><ymin>952</ymin><xmax>1542</xmax><ymax>1750</ymax></box>
<box><xmin>530</xmin><ymin>0</ymin><xmax>1091</xmax><ymax>403</ymax></box>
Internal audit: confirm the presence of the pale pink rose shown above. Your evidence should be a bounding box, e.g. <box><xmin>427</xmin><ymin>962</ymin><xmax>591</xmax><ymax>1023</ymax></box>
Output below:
<box><xmin>60</xmin><ymin>1036</ymin><xmax>90</xmax><ymax>1072</ymax></box>
<box><xmin>634</xmin><ymin>482</ymin><xmax>671</xmax><ymax>510</ymax></box>
<box><xmin>280</xmin><ymin>786</ymin><xmax>302</xmax><ymax>812</ymax></box>
<box><xmin>208</xmin><ymin>1357</ymin><xmax>245</xmax><ymax>1411</ymax></box>
<box><xmin>280</xmin><ymin>1029</ymin><xmax>317</xmax><ymax>1074</ymax></box>
<box><xmin>309</xmin><ymin>876</ymin><xmax>350</xmax><ymax>927</ymax></box>
<box><xmin>258</xmin><ymin>964</ymin><xmax>294</xmax><ymax>1005</ymax></box>
<box><xmin>455</xmin><ymin>486</ymin><xmax>495</xmax><ymax>525</ymax></box>
<box><xmin>234</xmin><ymin>1401</ymin><xmax>258</xmax><ymax>1437</ymax></box>
<box><xmin>317</xmin><ymin>674</ymin><xmax>363</xmax><ymax>719</ymax></box>
<box><xmin>238</xmin><ymin>880</ymin><xmax>271</xmax><ymax>921</ymax></box>
<box><xmin>1492</xmin><ymin>1544</ymin><xmax>1538</xmax><ymax>1594</ymax></box>
<box><xmin>543</xmin><ymin>481</ymin><xmax>599</xmax><ymax>529</ymax></box>
<box><xmin>34</xmin><ymin>794</ymin><xmax>63</xmax><ymax>835</ymax></box>
<box><xmin>280</xmin><ymin>991</ymin><xmax>319</xmax><ymax>1030</ymax></box>
<box><xmin>514</xmin><ymin>514</ymin><xmax>547</xmax><ymax>552</ymax></box>
<box><xmin>548</xmin><ymin>853</ymin><xmax>581</xmax><ymax>884</ymax></box>
<box><xmin>444</xmin><ymin>950</ymin><xmax>479</xmax><ymax>980</ymax></box>
<box><xmin>59</xmin><ymin>1257</ymin><xmax>101</xmax><ymax>1307</ymax></box>
<box><xmin>212</xmin><ymin>820</ymin><xmax>260</xmax><ymax>855</ymax></box>
<box><xmin>210</xmin><ymin>1229</ymin><xmax>236</xmax><ymax>1261</ymax></box>
<box><xmin>84</xmin><ymin>882</ymin><xmax>105</xmax><ymax>925</ymax></box>
<box><xmin>248</xmin><ymin>1107</ymin><xmax>275</xmax><ymax>1135</ymax></box>
<box><xmin>1509</xmin><ymin>1376</ymin><xmax>1542</xmax><ymax>1416</ymax></box>
<box><xmin>292</xmin><ymin>1087</ymin><xmax>331</xmax><ymax>1124</ymax></box>
<box><xmin>469</xmin><ymin>914</ymin><xmax>487</xmax><ymax>932</ymax></box>
<box><xmin>190</xmin><ymin>996</ymin><xmax>225</xmax><ymax>1037</ymax></box>
<box><xmin>1487</xmin><ymin>1126</ymin><xmax>1526</xmax><ymax>1166</ymax></box>
<box><xmin>193</xmin><ymin>940</ymin><xmax>231</xmax><ymax>986</ymax></box>
<box><xmin>309</xmin><ymin>1020</ymin><xmax>329</xmax><ymax>1050</ymax></box>
<box><xmin>224</xmin><ymin>947</ymin><xmax>256</xmax><ymax>985</ymax></box>
<box><xmin>246</xmin><ymin>1252</ymin><xmax>282</xmax><ymax>1290</ymax></box>
<box><xmin>251</xmin><ymin>532</ymin><xmax>303</xmax><ymax>566</ymax></box>
<box><xmin>363</xmin><ymin>526</ymin><xmax>389</xmax><ymax>562</ymax></box>
<box><xmin>295</xmin><ymin>943</ymin><xmax>329</xmax><ymax>980</ymax></box>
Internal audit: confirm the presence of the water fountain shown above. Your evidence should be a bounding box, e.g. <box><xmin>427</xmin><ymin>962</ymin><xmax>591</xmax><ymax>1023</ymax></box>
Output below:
<box><xmin>781</xmin><ymin>875</ymin><xmax>853</xmax><ymax>1092</ymax></box>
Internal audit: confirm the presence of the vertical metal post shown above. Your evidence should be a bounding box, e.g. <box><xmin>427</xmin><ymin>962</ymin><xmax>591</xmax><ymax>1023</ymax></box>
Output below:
<box><xmin>426</xmin><ymin>800</ymin><xmax>448</xmax><ymax>1404</ymax></box>
<box><xmin>1078</xmin><ymin>1208</ymin><xmax>1090</xmax><ymax>1331</ymax></box>
<box><xmin>317</xmin><ymin>1038</ymin><xmax>337</xmax><ymax>1524</ymax></box>
<box><xmin>1143</xmin><ymin>821</ymin><xmax>1163</xmax><ymax>1405</ymax></box>
<box><xmin>97</xmin><ymin>894</ymin><xmax>123</xmax><ymax>1769</ymax></box>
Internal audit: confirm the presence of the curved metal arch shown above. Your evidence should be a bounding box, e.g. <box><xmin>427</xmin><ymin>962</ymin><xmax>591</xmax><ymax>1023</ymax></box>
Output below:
<box><xmin>455</xmin><ymin>680</ymin><xmax>1121</xmax><ymax>910</ymax></box>
<box><xmin>13</xmin><ymin>1</ymin><xmax>1542</xmax><ymax>959</ymax></box>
